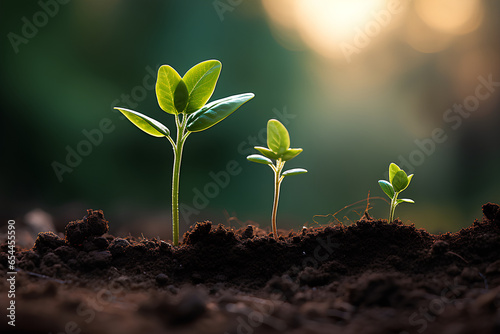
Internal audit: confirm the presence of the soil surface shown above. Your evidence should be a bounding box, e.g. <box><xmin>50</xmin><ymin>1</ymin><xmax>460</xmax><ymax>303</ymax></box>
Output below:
<box><xmin>1</xmin><ymin>203</ymin><xmax>500</xmax><ymax>334</ymax></box>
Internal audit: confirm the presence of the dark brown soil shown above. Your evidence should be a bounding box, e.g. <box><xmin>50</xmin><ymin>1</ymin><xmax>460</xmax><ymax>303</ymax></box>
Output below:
<box><xmin>1</xmin><ymin>204</ymin><xmax>500</xmax><ymax>334</ymax></box>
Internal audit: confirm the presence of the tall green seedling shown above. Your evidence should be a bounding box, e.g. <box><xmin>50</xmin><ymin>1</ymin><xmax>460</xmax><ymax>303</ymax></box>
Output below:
<box><xmin>114</xmin><ymin>60</ymin><xmax>254</xmax><ymax>245</ymax></box>
<box><xmin>247</xmin><ymin>119</ymin><xmax>307</xmax><ymax>238</ymax></box>
<box><xmin>378</xmin><ymin>163</ymin><xmax>415</xmax><ymax>222</ymax></box>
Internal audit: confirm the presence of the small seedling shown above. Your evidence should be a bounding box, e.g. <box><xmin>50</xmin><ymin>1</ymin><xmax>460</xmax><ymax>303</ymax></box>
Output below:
<box><xmin>247</xmin><ymin>119</ymin><xmax>307</xmax><ymax>238</ymax></box>
<box><xmin>378</xmin><ymin>163</ymin><xmax>415</xmax><ymax>222</ymax></box>
<box><xmin>114</xmin><ymin>60</ymin><xmax>254</xmax><ymax>245</ymax></box>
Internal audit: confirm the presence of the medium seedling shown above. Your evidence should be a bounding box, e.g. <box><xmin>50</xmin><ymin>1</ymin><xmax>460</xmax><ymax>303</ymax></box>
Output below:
<box><xmin>247</xmin><ymin>119</ymin><xmax>307</xmax><ymax>238</ymax></box>
<box><xmin>114</xmin><ymin>60</ymin><xmax>254</xmax><ymax>245</ymax></box>
<box><xmin>378</xmin><ymin>163</ymin><xmax>415</xmax><ymax>222</ymax></box>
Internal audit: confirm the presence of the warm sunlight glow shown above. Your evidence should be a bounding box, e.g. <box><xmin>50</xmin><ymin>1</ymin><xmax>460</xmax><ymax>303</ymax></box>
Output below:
<box><xmin>405</xmin><ymin>15</ymin><xmax>453</xmax><ymax>53</ymax></box>
<box><xmin>262</xmin><ymin>0</ymin><xmax>486</xmax><ymax>60</ymax></box>
<box><xmin>261</xmin><ymin>0</ymin><xmax>304</xmax><ymax>51</ymax></box>
<box><xmin>262</xmin><ymin>0</ymin><xmax>389</xmax><ymax>59</ymax></box>
<box><xmin>294</xmin><ymin>0</ymin><xmax>387</xmax><ymax>58</ymax></box>
<box><xmin>261</xmin><ymin>0</ymin><xmax>295</xmax><ymax>29</ymax></box>
<box><xmin>415</xmin><ymin>0</ymin><xmax>483</xmax><ymax>34</ymax></box>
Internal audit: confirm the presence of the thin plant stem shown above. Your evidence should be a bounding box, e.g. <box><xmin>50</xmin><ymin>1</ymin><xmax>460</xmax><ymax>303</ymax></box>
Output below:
<box><xmin>170</xmin><ymin>114</ymin><xmax>190</xmax><ymax>246</ymax></box>
<box><xmin>171</xmin><ymin>143</ymin><xmax>182</xmax><ymax>245</ymax></box>
<box><xmin>271</xmin><ymin>159</ymin><xmax>284</xmax><ymax>238</ymax></box>
<box><xmin>271</xmin><ymin>171</ymin><xmax>281</xmax><ymax>238</ymax></box>
<box><xmin>389</xmin><ymin>198</ymin><xmax>394</xmax><ymax>222</ymax></box>
<box><xmin>389</xmin><ymin>192</ymin><xmax>399</xmax><ymax>222</ymax></box>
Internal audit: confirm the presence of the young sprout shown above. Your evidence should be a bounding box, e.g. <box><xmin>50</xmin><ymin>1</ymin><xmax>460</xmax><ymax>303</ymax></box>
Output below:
<box><xmin>378</xmin><ymin>163</ymin><xmax>415</xmax><ymax>222</ymax></box>
<box><xmin>114</xmin><ymin>60</ymin><xmax>254</xmax><ymax>245</ymax></box>
<box><xmin>247</xmin><ymin>119</ymin><xmax>307</xmax><ymax>238</ymax></box>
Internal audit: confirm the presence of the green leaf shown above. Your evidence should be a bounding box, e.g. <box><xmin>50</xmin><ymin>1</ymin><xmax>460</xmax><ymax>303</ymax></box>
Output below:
<box><xmin>397</xmin><ymin>198</ymin><xmax>415</xmax><ymax>204</ymax></box>
<box><xmin>183</xmin><ymin>60</ymin><xmax>222</xmax><ymax>114</ymax></box>
<box><xmin>389</xmin><ymin>163</ymin><xmax>401</xmax><ymax>184</ymax></box>
<box><xmin>156</xmin><ymin>65</ymin><xmax>183</xmax><ymax>115</ymax></box>
<box><xmin>407</xmin><ymin>174</ymin><xmax>414</xmax><ymax>186</ymax></box>
<box><xmin>282</xmin><ymin>168</ymin><xmax>308</xmax><ymax>177</ymax></box>
<box><xmin>281</xmin><ymin>148</ymin><xmax>303</xmax><ymax>161</ymax></box>
<box><xmin>174</xmin><ymin>79</ymin><xmax>189</xmax><ymax>113</ymax></box>
<box><xmin>378</xmin><ymin>180</ymin><xmax>395</xmax><ymax>199</ymax></box>
<box><xmin>247</xmin><ymin>154</ymin><xmax>273</xmax><ymax>165</ymax></box>
<box><xmin>392</xmin><ymin>170</ymin><xmax>409</xmax><ymax>193</ymax></box>
<box><xmin>186</xmin><ymin>93</ymin><xmax>254</xmax><ymax>132</ymax></box>
<box><xmin>397</xmin><ymin>173</ymin><xmax>413</xmax><ymax>192</ymax></box>
<box><xmin>254</xmin><ymin>146</ymin><xmax>279</xmax><ymax>160</ymax></box>
<box><xmin>267</xmin><ymin>119</ymin><xmax>290</xmax><ymax>154</ymax></box>
<box><xmin>114</xmin><ymin>107</ymin><xmax>170</xmax><ymax>137</ymax></box>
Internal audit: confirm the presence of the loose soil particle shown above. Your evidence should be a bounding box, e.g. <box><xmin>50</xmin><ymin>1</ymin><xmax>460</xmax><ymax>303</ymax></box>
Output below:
<box><xmin>1</xmin><ymin>205</ymin><xmax>500</xmax><ymax>334</ymax></box>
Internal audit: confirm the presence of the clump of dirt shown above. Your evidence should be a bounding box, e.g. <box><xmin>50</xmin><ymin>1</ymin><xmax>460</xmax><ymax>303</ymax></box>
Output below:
<box><xmin>64</xmin><ymin>209</ymin><xmax>109</xmax><ymax>246</ymax></box>
<box><xmin>1</xmin><ymin>203</ymin><xmax>500</xmax><ymax>334</ymax></box>
<box><xmin>483</xmin><ymin>202</ymin><xmax>500</xmax><ymax>224</ymax></box>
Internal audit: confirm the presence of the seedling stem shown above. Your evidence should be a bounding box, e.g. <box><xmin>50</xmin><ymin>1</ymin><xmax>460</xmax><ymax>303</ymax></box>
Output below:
<box><xmin>170</xmin><ymin>114</ymin><xmax>190</xmax><ymax>245</ymax></box>
<box><xmin>271</xmin><ymin>159</ymin><xmax>285</xmax><ymax>238</ymax></box>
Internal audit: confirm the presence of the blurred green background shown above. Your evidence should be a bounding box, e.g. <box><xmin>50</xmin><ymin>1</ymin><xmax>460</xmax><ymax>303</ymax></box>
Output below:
<box><xmin>1</xmin><ymin>0</ymin><xmax>499</xmax><ymax>239</ymax></box>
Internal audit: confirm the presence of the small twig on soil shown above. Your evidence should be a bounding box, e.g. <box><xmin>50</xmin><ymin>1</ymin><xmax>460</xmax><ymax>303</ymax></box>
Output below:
<box><xmin>313</xmin><ymin>195</ymin><xmax>388</xmax><ymax>225</ymax></box>
<box><xmin>362</xmin><ymin>191</ymin><xmax>373</xmax><ymax>220</ymax></box>
<box><xmin>223</xmin><ymin>210</ymin><xmax>243</xmax><ymax>229</ymax></box>
<box><xmin>223</xmin><ymin>210</ymin><xmax>260</xmax><ymax>230</ymax></box>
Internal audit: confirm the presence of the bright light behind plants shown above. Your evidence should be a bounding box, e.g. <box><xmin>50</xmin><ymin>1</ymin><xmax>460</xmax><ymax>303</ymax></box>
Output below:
<box><xmin>415</xmin><ymin>0</ymin><xmax>483</xmax><ymax>35</ymax></box>
<box><xmin>262</xmin><ymin>0</ymin><xmax>484</xmax><ymax>59</ymax></box>
<box><xmin>262</xmin><ymin>0</ymin><xmax>387</xmax><ymax>59</ymax></box>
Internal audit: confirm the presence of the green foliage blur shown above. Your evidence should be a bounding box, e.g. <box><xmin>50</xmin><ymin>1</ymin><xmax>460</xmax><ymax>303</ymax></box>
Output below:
<box><xmin>1</xmin><ymin>0</ymin><xmax>499</xmax><ymax>238</ymax></box>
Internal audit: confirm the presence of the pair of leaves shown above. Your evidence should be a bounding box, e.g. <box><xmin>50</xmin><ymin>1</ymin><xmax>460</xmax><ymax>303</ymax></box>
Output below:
<box><xmin>253</xmin><ymin>119</ymin><xmax>303</xmax><ymax>162</ymax></box>
<box><xmin>115</xmin><ymin>93</ymin><xmax>254</xmax><ymax>137</ymax></box>
<box><xmin>157</xmin><ymin>60</ymin><xmax>221</xmax><ymax>115</ymax></box>
<box><xmin>114</xmin><ymin>60</ymin><xmax>255</xmax><ymax>137</ymax></box>
<box><xmin>378</xmin><ymin>180</ymin><xmax>415</xmax><ymax>203</ymax></box>
<box><xmin>378</xmin><ymin>163</ymin><xmax>414</xmax><ymax>203</ymax></box>
<box><xmin>254</xmin><ymin>146</ymin><xmax>303</xmax><ymax>161</ymax></box>
<box><xmin>389</xmin><ymin>163</ymin><xmax>414</xmax><ymax>193</ymax></box>
<box><xmin>247</xmin><ymin>119</ymin><xmax>307</xmax><ymax>177</ymax></box>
